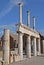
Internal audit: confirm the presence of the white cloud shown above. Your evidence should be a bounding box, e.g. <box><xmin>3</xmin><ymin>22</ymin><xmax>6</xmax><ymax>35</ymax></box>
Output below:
<box><xmin>10</xmin><ymin>0</ymin><xmax>23</xmax><ymax>4</ymax></box>
<box><xmin>0</xmin><ymin>0</ymin><xmax>14</xmax><ymax>18</ymax></box>
<box><xmin>11</xmin><ymin>0</ymin><xmax>27</xmax><ymax>5</ymax></box>
<box><xmin>0</xmin><ymin>0</ymin><xmax>27</xmax><ymax>18</ymax></box>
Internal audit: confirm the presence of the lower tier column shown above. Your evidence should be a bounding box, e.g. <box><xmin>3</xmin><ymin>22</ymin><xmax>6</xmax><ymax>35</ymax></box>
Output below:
<box><xmin>27</xmin><ymin>35</ymin><xmax>31</xmax><ymax>58</ymax></box>
<box><xmin>33</xmin><ymin>37</ymin><xmax>37</xmax><ymax>56</ymax></box>
<box><xmin>37</xmin><ymin>38</ymin><xmax>41</xmax><ymax>55</ymax></box>
<box><xmin>18</xmin><ymin>32</ymin><xmax>23</xmax><ymax>58</ymax></box>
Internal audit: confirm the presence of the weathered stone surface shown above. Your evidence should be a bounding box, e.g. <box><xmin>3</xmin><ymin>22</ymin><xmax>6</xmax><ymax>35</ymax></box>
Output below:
<box><xmin>2</xmin><ymin>29</ymin><xmax>10</xmax><ymax>64</ymax></box>
<box><xmin>27</xmin><ymin>35</ymin><xmax>31</xmax><ymax>58</ymax></box>
<box><xmin>33</xmin><ymin>37</ymin><xmax>37</xmax><ymax>56</ymax></box>
<box><xmin>8</xmin><ymin>55</ymin><xmax>44</xmax><ymax>65</ymax></box>
<box><xmin>16</xmin><ymin>24</ymin><xmax>40</xmax><ymax>38</ymax></box>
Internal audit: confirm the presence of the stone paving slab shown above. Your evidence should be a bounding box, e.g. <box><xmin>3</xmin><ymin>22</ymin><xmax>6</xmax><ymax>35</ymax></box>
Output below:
<box><xmin>9</xmin><ymin>54</ymin><xmax>44</xmax><ymax>65</ymax></box>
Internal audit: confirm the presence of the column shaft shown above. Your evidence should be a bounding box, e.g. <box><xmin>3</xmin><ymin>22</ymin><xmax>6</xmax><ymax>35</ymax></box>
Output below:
<box><xmin>37</xmin><ymin>38</ymin><xmax>41</xmax><ymax>55</ymax></box>
<box><xmin>42</xmin><ymin>40</ymin><xmax>44</xmax><ymax>53</ymax></box>
<box><xmin>18</xmin><ymin>33</ymin><xmax>23</xmax><ymax>58</ymax></box>
<box><xmin>27</xmin><ymin>11</ymin><xmax>30</xmax><ymax>27</ymax></box>
<box><xmin>18</xmin><ymin>3</ymin><xmax>22</xmax><ymax>24</ymax></box>
<box><xmin>2</xmin><ymin>29</ymin><xmax>10</xmax><ymax>64</ymax></box>
<box><xmin>33</xmin><ymin>16</ymin><xmax>36</xmax><ymax>30</ymax></box>
<box><xmin>27</xmin><ymin>35</ymin><xmax>31</xmax><ymax>58</ymax></box>
<box><xmin>33</xmin><ymin>37</ymin><xmax>37</xmax><ymax>56</ymax></box>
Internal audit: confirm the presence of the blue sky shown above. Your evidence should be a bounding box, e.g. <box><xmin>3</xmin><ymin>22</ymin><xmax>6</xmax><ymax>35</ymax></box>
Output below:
<box><xmin>0</xmin><ymin>0</ymin><xmax>44</xmax><ymax>34</ymax></box>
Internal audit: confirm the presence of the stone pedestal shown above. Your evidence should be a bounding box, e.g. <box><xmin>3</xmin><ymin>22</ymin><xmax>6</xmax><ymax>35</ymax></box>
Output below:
<box><xmin>27</xmin><ymin>35</ymin><xmax>31</xmax><ymax>58</ymax></box>
<box><xmin>2</xmin><ymin>29</ymin><xmax>10</xmax><ymax>64</ymax></box>
<box><xmin>33</xmin><ymin>37</ymin><xmax>37</xmax><ymax>56</ymax></box>
<box><xmin>18</xmin><ymin>32</ymin><xmax>23</xmax><ymax>59</ymax></box>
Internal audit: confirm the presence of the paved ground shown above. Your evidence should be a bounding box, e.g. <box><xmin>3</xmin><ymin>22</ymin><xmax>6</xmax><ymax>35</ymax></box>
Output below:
<box><xmin>9</xmin><ymin>54</ymin><xmax>44</xmax><ymax>65</ymax></box>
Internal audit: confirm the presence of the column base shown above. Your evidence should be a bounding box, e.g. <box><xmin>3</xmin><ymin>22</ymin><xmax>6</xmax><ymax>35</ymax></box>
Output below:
<box><xmin>37</xmin><ymin>51</ymin><xmax>41</xmax><ymax>55</ymax></box>
<box><xmin>27</xmin><ymin>53</ymin><xmax>31</xmax><ymax>58</ymax></box>
<box><xmin>33</xmin><ymin>54</ymin><xmax>37</xmax><ymax>56</ymax></box>
<box><xmin>12</xmin><ymin>54</ymin><xmax>23</xmax><ymax>62</ymax></box>
<box><xmin>28</xmin><ymin>56</ymin><xmax>31</xmax><ymax>58</ymax></box>
<box><xmin>33</xmin><ymin>50</ymin><xmax>37</xmax><ymax>56</ymax></box>
<box><xmin>33</xmin><ymin>52</ymin><xmax>37</xmax><ymax>56</ymax></box>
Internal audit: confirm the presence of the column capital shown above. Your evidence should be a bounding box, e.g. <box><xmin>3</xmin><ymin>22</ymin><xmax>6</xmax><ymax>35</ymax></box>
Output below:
<box><xmin>18</xmin><ymin>2</ymin><xmax>23</xmax><ymax>6</ymax></box>
<box><xmin>33</xmin><ymin>37</ymin><xmax>36</xmax><ymax>40</ymax></box>
<box><xmin>27</xmin><ymin>34</ymin><xmax>31</xmax><ymax>37</ymax></box>
<box><xmin>27</xmin><ymin>10</ymin><xmax>30</xmax><ymax>14</ymax></box>
<box><xmin>18</xmin><ymin>32</ymin><xmax>23</xmax><ymax>36</ymax></box>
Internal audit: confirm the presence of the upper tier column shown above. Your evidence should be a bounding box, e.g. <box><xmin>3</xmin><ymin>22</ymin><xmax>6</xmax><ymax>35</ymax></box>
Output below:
<box><xmin>27</xmin><ymin>11</ymin><xmax>30</xmax><ymax>27</ymax></box>
<box><xmin>18</xmin><ymin>3</ymin><xmax>23</xmax><ymax>24</ymax></box>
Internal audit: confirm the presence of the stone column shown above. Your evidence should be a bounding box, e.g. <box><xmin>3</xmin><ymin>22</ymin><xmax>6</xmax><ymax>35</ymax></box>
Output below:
<box><xmin>27</xmin><ymin>35</ymin><xmax>31</xmax><ymax>58</ymax></box>
<box><xmin>37</xmin><ymin>38</ymin><xmax>41</xmax><ymax>55</ymax></box>
<box><xmin>18</xmin><ymin>32</ymin><xmax>23</xmax><ymax>58</ymax></box>
<box><xmin>18</xmin><ymin>3</ymin><xmax>22</xmax><ymax>24</ymax></box>
<box><xmin>2</xmin><ymin>29</ymin><xmax>10</xmax><ymax>64</ymax></box>
<box><xmin>31</xmin><ymin>38</ymin><xmax>33</xmax><ymax>54</ymax></box>
<box><xmin>27</xmin><ymin>11</ymin><xmax>30</xmax><ymax>27</ymax></box>
<box><xmin>33</xmin><ymin>37</ymin><xmax>37</xmax><ymax>56</ymax></box>
<box><xmin>42</xmin><ymin>40</ymin><xmax>44</xmax><ymax>53</ymax></box>
<box><xmin>33</xmin><ymin>16</ymin><xmax>36</xmax><ymax>30</ymax></box>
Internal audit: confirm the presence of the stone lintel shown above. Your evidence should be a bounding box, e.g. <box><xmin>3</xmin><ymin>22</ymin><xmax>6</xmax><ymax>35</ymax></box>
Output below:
<box><xmin>16</xmin><ymin>24</ymin><xmax>40</xmax><ymax>38</ymax></box>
